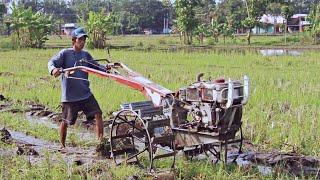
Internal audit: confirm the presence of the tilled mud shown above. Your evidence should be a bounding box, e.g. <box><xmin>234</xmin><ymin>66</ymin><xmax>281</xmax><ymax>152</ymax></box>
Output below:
<box><xmin>16</xmin><ymin>145</ymin><xmax>39</xmax><ymax>156</ymax></box>
<box><xmin>236</xmin><ymin>151</ymin><xmax>320</xmax><ymax>177</ymax></box>
<box><xmin>25</xmin><ymin>102</ymin><xmax>108</xmax><ymax>131</ymax></box>
<box><xmin>1</xmin><ymin>128</ymin><xmax>111</xmax><ymax>167</ymax></box>
<box><xmin>0</xmin><ymin>95</ymin><xmax>23</xmax><ymax>113</ymax></box>
<box><xmin>0</xmin><ymin>94</ymin><xmax>5</xmax><ymax>101</ymax></box>
<box><xmin>0</xmin><ymin>99</ymin><xmax>113</xmax><ymax>168</ymax></box>
<box><xmin>1</xmin><ymin>127</ymin><xmax>12</xmax><ymax>143</ymax></box>
<box><xmin>1</xmin><ymin>99</ymin><xmax>320</xmax><ymax>178</ymax></box>
<box><xmin>25</xmin><ymin>103</ymin><xmax>62</xmax><ymax>123</ymax></box>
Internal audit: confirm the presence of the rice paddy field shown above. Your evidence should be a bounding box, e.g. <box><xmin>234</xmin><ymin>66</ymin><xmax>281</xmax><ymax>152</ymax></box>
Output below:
<box><xmin>0</xmin><ymin>35</ymin><xmax>320</xmax><ymax>179</ymax></box>
<box><xmin>24</xmin><ymin>33</ymin><xmax>319</xmax><ymax>48</ymax></box>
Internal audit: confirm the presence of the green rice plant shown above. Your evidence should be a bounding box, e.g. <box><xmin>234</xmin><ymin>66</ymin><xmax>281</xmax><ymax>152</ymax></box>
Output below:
<box><xmin>1</xmin><ymin>49</ymin><xmax>319</xmax><ymax>155</ymax></box>
<box><xmin>0</xmin><ymin>153</ymin><xmax>70</xmax><ymax>179</ymax></box>
<box><xmin>109</xmin><ymin>164</ymin><xmax>142</xmax><ymax>179</ymax></box>
<box><xmin>0</xmin><ymin>47</ymin><xmax>319</xmax><ymax>178</ymax></box>
<box><xmin>174</xmin><ymin>158</ymin><xmax>282</xmax><ymax>179</ymax></box>
<box><xmin>158</xmin><ymin>38</ymin><xmax>167</xmax><ymax>45</ymax></box>
<box><xmin>0</xmin><ymin>36</ymin><xmax>17</xmax><ymax>50</ymax></box>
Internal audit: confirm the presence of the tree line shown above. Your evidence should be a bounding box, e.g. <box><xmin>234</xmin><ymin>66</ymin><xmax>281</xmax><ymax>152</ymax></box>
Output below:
<box><xmin>0</xmin><ymin>0</ymin><xmax>319</xmax><ymax>48</ymax></box>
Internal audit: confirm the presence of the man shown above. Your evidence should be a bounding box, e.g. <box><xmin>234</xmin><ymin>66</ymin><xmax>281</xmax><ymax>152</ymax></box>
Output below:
<box><xmin>48</xmin><ymin>27</ymin><xmax>104</xmax><ymax>148</ymax></box>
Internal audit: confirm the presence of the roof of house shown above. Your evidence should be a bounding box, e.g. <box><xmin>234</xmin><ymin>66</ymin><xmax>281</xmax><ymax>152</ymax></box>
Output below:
<box><xmin>288</xmin><ymin>14</ymin><xmax>311</xmax><ymax>26</ymax></box>
<box><xmin>291</xmin><ymin>14</ymin><xmax>308</xmax><ymax>18</ymax></box>
<box><xmin>259</xmin><ymin>14</ymin><xmax>285</xmax><ymax>24</ymax></box>
<box><xmin>63</xmin><ymin>23</ymin><xmax>77</xmax><ymax>28</ymax></box>
<box><xmin>259</xmin><ymin>14</ymin><xmax>311</xmax><ymax>25</ymax></box>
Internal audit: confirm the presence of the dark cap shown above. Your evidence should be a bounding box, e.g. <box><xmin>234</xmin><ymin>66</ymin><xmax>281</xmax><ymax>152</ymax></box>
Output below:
<box><xmin>71</xmin><ymin>27</ymin><xmax>88</xmax><ymax>38</ymax></box>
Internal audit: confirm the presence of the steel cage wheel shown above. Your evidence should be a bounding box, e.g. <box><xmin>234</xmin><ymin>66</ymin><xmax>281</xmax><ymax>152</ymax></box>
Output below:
<box><xmin>110</xmin><ymin>109</ymin><xmax>154</xmax><ymax>171</ymax></box>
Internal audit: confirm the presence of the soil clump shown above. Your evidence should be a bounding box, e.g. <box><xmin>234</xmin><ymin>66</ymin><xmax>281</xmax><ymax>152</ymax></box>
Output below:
<box><xmin>237</xmin><ymin>151</ymin><xmax>320</xmax><ymax>177</ymax></box>
<box><xmin>0</xmin><ymin>94</ymin><xmax>5</xmax><ymax>101</ymax></box>
<box><xmin>1</xmin><ymin>127</ymin><xmax>12</xmax><ymax>143</ymax></box>
<box><xmin>16</xmin><ymin>145</ymin><xmax>39</xmax><ymax>156</ymax></box>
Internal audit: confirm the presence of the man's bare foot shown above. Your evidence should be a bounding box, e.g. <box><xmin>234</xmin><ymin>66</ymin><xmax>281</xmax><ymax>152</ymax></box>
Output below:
<box><xmin>58</xmin><ymin>145</ymin><xmax>68</xmax><ymax>153</ymax></box>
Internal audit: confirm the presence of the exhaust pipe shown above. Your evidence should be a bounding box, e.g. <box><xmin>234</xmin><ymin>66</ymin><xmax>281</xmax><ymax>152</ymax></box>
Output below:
<box><xmin>226</xmin><ymin>78</ymin><xmax>234</xmax><ymax>108</ymax></box>
<box><xmin>241</xmin><ymin>75</ymin><xmax>250</xmax><ymax>105</ymax></box>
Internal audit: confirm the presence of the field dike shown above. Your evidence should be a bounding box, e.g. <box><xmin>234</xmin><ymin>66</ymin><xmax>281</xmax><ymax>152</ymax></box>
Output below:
<box><xmin>1</xmin><ymin>94</ymin><xmax>319</xmax><ymax>178</ymax></box>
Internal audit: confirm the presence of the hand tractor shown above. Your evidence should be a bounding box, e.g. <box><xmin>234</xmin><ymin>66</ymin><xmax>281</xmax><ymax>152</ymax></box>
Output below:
<box><xmin>62</xmin><ymin>59</ymin><xmax>249</xmax><ymax>172</ymax></box>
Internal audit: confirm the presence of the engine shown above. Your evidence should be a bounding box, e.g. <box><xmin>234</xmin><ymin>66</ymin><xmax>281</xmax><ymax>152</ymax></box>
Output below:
<box><xmin>176</xmin><ymin>76</ymin><xmax>249</xmax><ymax>131</ymax></box>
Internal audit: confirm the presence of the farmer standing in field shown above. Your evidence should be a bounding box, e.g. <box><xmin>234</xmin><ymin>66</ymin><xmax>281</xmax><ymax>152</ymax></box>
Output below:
<box><xmin>48</xmin><ymin>27</ymin><xmax>104</xmax><ymax>149</ymax></box>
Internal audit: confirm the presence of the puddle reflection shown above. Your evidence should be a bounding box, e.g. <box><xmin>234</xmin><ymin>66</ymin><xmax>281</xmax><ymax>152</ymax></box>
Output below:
<box><xmin>260</xmin><ymin>49</ymin><xmax>302</xmax><ymax>56</ymax></box>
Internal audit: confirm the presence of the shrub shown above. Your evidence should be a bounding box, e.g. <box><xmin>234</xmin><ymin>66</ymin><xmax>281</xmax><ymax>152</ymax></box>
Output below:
<box><xmin>10</xmin><ymin>6</ymin><xmax>54</xmax><ymax>48</ymax></box>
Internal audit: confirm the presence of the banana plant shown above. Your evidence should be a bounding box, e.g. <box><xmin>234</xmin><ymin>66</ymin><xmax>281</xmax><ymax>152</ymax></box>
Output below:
<box><xmin>80</xmin><ymin>10</ymin><xmax>119</xmax><ymax>49</ymax></box>
<box><xmin>308</xmin><ymin>4</ymin><xmax>320</xmax><ymax>44</ymax></box>
<box><xmin>242</xmin><ymin>0</ymin><xmax>267</xmax><ymax>45</ymax></box>
<box><xmin>10</xmin><ymin>5</ymin><xmax>54</xmax><ymax>48</ymax></box>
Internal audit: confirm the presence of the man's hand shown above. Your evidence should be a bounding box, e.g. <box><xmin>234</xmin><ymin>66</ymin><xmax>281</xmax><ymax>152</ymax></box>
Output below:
<box><xmin>105</xmin><ymin>64</ymin><xmax>111</xmax><ymax>71</ymax></box>
<box><xmin>52</xmin><ymin>68</ymin><xmax>62</xmax><ymax>77</ymax></box>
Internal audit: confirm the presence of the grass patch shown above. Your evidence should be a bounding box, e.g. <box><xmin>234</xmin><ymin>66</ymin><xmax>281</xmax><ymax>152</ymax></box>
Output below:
<box><xmin>0</xmin><ymin>47</ymin><xmax>319</xmax><ymax>178</ymax></box>
<box><xmin>42</xmin><ymin>34</ymin><xmax>320</xmax><ymax>50</ymax></box>
<box><xmin>0</xmin><ymin>49</ymin><xmax>319</xmax><ymax>155</ymax></box>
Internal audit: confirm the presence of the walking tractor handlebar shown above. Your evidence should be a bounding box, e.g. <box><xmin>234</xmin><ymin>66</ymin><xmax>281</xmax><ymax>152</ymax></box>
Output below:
<box><xmin>60</xmin><ymin>59</ymin><xmax>249</xmax><ymax>108</ymax></box>
<box><xmin>61</xmin><ymin>59</ymin><xmax>175</xmax><ymax>106</ymax></box>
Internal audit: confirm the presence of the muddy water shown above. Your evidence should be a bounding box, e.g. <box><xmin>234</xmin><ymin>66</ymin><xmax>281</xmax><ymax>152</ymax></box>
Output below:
<box><xmin>1</xmin><ymin>128</ymin><xmax>110</xmax><ymax>167</ymax></box>
<box><xmin>10</xmin><ymin>101</ymin><xmax>117</xmax><ymax>145</ymax></box>
<box><xmin>10</xmin><ymin>130</ymin><xmax>52</xmax><ymax>147</ymax></box>
<box><xmin>260</xmin><ymin>49</ymin><xmax>302</xmax><ymax>56</ymax></box>
<box><xmin>150</xmin><ymin>45</ymin><xmax>315</xmax><ymax>56</ymax></box>
<box><xmin>0</xmin><ymin>102</ymin><xmax>113</xmax><ymax>172</ymax></box>
<box><xmin>9</xmin><ymin>129</ymin><xmax>96</xmax><ymax>155</ymax></box>
<box><xmin>0</xmin><ymin>129</ymin><xmax>59</xmax><ymax>158</ymax></box>
<box><xmin>26</xmin><ymin>115</ymin><xmax>59</xmax><ymax>129</ymax></box>
<box><xmin>25</xmin><ymin>115</ymin><xmax>106</xmax><ymax>143</ymax></box>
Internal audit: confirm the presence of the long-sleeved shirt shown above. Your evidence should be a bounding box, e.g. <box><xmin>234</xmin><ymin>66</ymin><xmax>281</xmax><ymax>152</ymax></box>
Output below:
<box><xmin>48</xmin><ymin>48</ymin><xmax>103</xmax><ymax>102</ymax></box>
